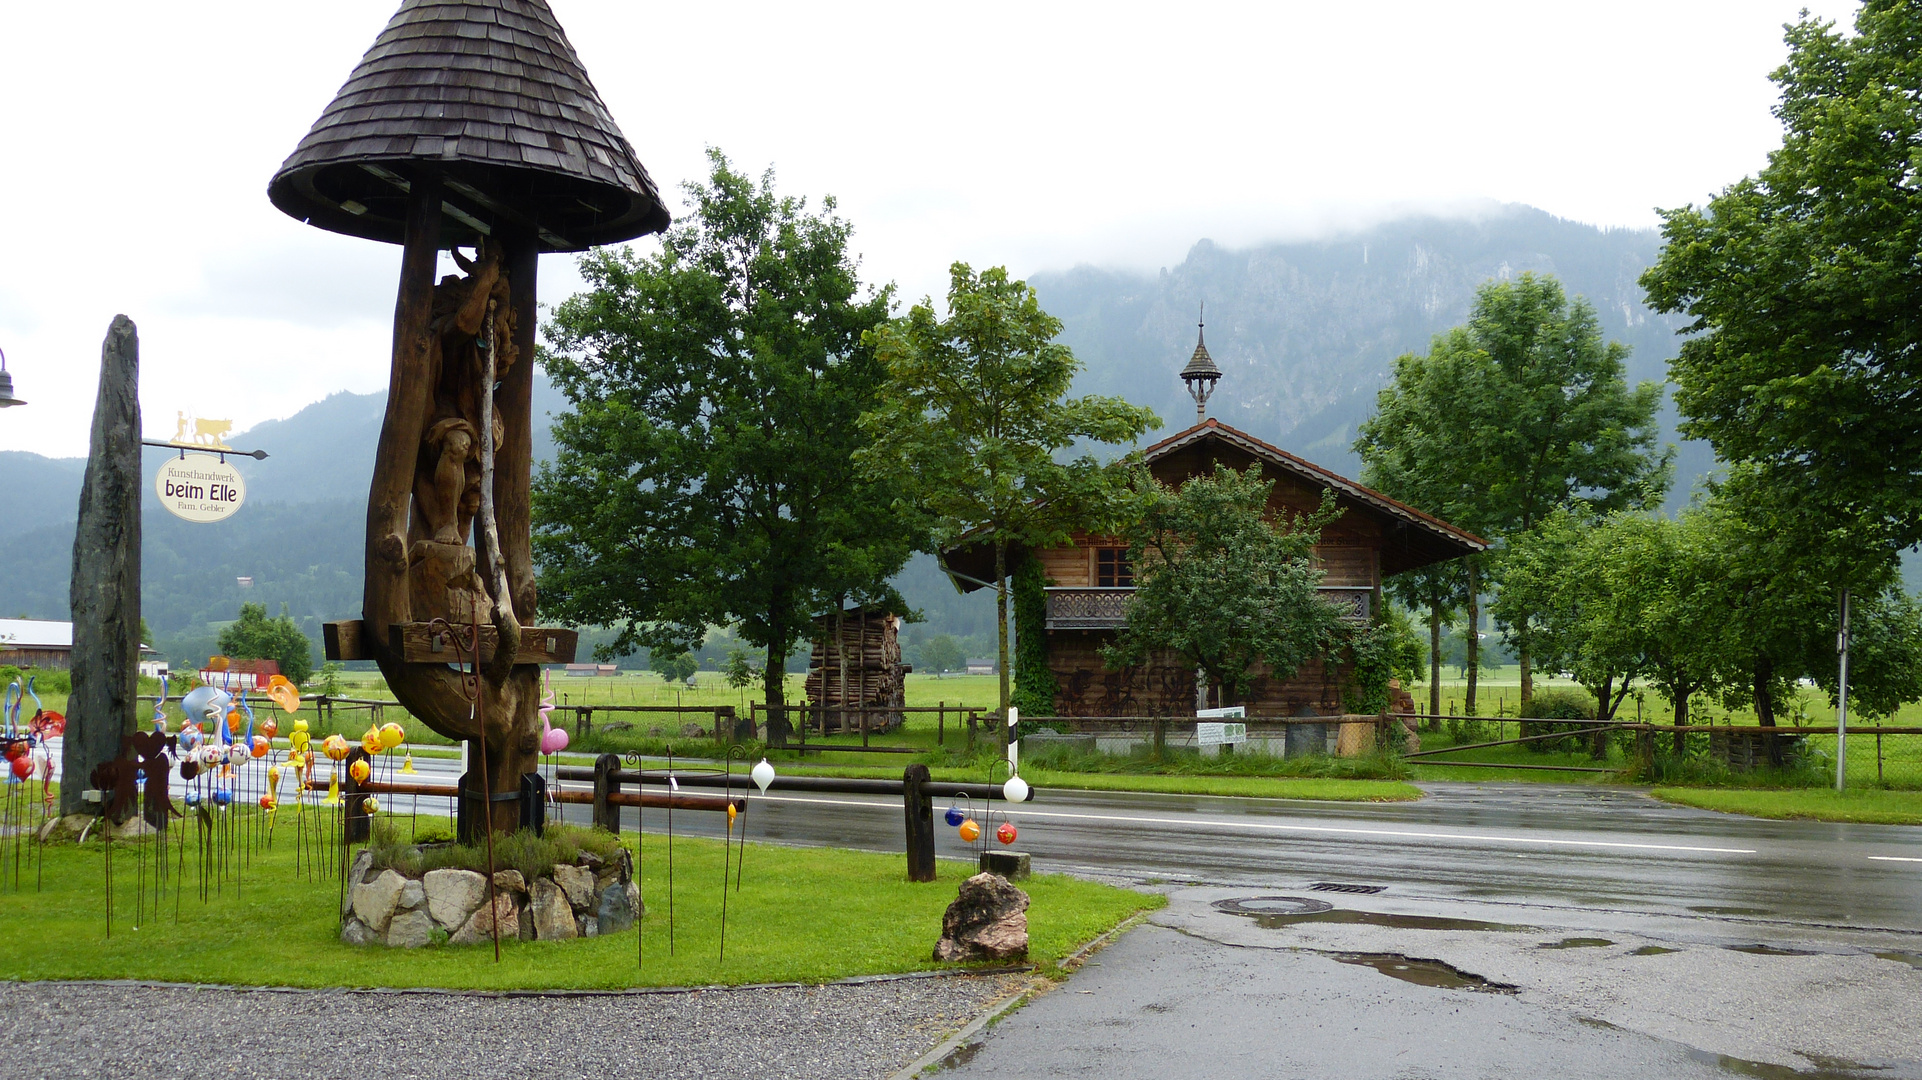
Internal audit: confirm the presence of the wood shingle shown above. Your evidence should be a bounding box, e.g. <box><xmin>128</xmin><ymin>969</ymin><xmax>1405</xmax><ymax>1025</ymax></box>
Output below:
<box><xmin>269</xmin><ymin>0</ymin><xmax>668</xmax><ymax>251</ymax></box>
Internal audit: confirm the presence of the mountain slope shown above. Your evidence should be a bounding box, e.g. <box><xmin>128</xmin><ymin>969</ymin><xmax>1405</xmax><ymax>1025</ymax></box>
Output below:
<box><xmin>1</xmin><ymin>205</ymin><xmax>1703</xmax><ymax>662</ymax></box>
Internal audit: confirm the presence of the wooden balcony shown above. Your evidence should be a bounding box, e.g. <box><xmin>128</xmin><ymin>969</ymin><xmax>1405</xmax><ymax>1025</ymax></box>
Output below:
<box><xmin>1045</xmin><ymin>585</ymin><xmax>1374</xmax><ymax>630</ymax></box>
<box><xmin>1044</xmin><ymin>588</ymin><xmax>1133</xmax><ymax>630</ymax></box>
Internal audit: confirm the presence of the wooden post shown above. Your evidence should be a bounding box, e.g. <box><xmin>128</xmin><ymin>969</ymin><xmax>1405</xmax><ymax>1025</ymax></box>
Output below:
<box><xmin>1153</xmin><ymin>716</ymin><xmax>1167</xmax><ymax>759</ymax></box>
<box><xmin>967</xmin><ymin>710</ymin><xmax>977</xmax><ymax>752</ymax></box>
<box><xmin>578</xmin><ymin>708</ymin><xmax>593</xmax><ymax>739</ymax></box>
<box><xmin>903</xmin><ymin>764</ymin><xmax>935</xmax><ymax>882</ymax></box>
<box><xmin>938</xmin><ymin>702</ymin><xmax>945</xmax><ymax>746</ymax></box>
<box><xmin>716</xmin><ymin>705</ymin><xmax>735</xmax><ymax>745</ymax></box>
<box><xmin>592</xmin><ymin>753</ymin><xmax>621</xmax><ymax>833</ymax></box>
<box><xmin>65</xmin><ymin>316</ymin><xmax>142</xmax><ymax>817</ymax></box>
<box><xmin>343</xmin><ymin>746</ymin><xmax>371</xmax><ymax>844</ymax></box>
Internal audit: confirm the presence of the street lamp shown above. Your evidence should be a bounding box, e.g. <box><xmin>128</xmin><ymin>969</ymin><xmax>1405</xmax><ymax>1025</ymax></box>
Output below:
<box><xmin>0</xmin><ymin>348</ymin><xmax>24</xmax><ymax>408</ymax></box>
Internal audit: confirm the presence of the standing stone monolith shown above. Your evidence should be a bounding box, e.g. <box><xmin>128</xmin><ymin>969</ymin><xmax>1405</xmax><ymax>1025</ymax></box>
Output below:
<box><xmin>64</xmin><ymin>315</ymin><xmax>142</xmax><ymax>817</ymax></box>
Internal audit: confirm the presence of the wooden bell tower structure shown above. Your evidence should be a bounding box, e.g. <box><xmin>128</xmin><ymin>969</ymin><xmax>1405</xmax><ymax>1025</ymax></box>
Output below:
<box><xmin>270</xmin><ymin>0</ymin><xmax>669</xmax><ymax>836</ymax></box>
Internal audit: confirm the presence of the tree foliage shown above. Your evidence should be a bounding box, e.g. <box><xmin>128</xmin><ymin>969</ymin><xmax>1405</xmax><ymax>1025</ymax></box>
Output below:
<box><xmin>1641</xmin><ymin>2</ymin><xmax>1922</xmax><ymax>550</ymax></box>
<box><xmin>1356</xmin><ymin>272</ymin><xmax>1670</xmax><ymax>709</ymax></box>
<box><xmin>651</xmin><ymin>650</ymin><xmax>698</xmax><ymax>685</ymax></box>
<box><xmin>216</xmin><ymin>602</ymin><xmax>314</xmax><ymax>686</ymax></box>
<box><xmin>1104</xmin><ymin>465</ymin><xmax>1346</xmax><ymax>707</ymax></box>
<box><xmin>860</xmin><ymin>263</ymin><xmax>1159</xmax><ymax>715</ymax></box>
<box><xmin>535</xmin><ymin>151</ymin><xmax>913</xmax><ymax>714</ymax></box>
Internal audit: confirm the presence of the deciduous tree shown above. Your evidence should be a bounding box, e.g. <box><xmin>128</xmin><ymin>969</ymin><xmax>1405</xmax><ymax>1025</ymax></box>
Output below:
<box><xmin>536</xmin><ymin>152</ymin><xmax>914</xmax><ymax>721</ymax></box>
<box><xmin>1103</xmin><ymin>465</ymin><xmax>1345</xmax><ymax>708</ymax></box>
<box><xmin>860</xmin><ymin>264</ymin><xmax>1159</xmax><ymax>718</ymax></box>
<box><xmin>216</xmin><ymin>602</ymin><xmax>314</xmax><ymax>686</ymax></box>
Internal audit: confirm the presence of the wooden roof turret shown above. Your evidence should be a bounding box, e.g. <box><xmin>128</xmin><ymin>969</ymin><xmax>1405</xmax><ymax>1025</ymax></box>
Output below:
<box><xmin>269</xmin><ymin>0</ymin><xmax>669</xmax><ymax>252</ymax></box>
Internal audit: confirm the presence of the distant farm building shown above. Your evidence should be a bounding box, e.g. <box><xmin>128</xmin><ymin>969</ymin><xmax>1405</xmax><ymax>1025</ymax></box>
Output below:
<box><xmin>564</xmin><ymin>663</ymin><xmax>620</xmax><ymax>677</ymax></box>
<box><xmin>0</xmin><ymin>619</ymin><xmax>161</xmax><ymax>672</ymax></box>
<box><xmin>198</xmin><ymin>658</ymin><xmax>281</xmax><ymax>691</ymax></box>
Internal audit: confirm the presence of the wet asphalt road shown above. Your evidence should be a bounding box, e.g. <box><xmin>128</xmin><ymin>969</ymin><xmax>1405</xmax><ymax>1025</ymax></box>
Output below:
<box><xmin>571</xmin><ymin>775</ymin><xmax>1922</xmax><ymax>938</ymax></box>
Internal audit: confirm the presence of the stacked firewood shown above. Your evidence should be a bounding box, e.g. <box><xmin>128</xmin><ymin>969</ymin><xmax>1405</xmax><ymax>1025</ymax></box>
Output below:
<box><xmin>804</xmin><ymin>607</ymin><xmax>908</xmax><ymax>732</ymax></box>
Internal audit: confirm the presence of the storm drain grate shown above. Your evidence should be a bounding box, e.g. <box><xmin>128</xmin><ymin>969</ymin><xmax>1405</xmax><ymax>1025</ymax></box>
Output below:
<box><xmin>1310</xmin><ymin>882</ymin><xmax>1387</xmax><ymax>895</ymax></box>
<box><xmin>1211</xmin><ymin>896</ymin><xmax>1335</xmax><ymax>917</ymax></box>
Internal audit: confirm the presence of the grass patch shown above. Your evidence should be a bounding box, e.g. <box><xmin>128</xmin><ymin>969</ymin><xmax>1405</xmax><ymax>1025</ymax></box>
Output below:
<box><xmin>1</xmin><ymin>823</ymin><xmax>1157</xmax><ymax>989</ymax></box>
<box><xmin>1650</xmin><ymin>786</ymin><xmax>1922</xmax><ymax>825</ymax></box>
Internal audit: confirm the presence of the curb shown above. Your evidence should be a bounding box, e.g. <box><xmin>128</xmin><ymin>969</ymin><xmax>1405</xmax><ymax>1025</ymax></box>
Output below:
<box><xmin>887</xmin><ymin>982</ymin><xmax>1038</xmax><ymax>1080</ymax></box>
<box><xmin>1</xmin><ymin>966</ymin><xmax>1034</xmax><ymax>1000</ymax></box>
<box><xmin>1056</xmin><ymin>910</ymin><xmax>1150</xmax><ymax>973</ymax></box>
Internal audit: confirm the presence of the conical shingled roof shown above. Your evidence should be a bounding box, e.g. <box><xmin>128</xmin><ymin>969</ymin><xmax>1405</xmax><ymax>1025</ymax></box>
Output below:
<box><xmin>269</xmin><ymin>0</ymin><xmax>669</xmax><ymax>252</ymax></box>
<box><xmin>1180</xmin><ymin>326</ymin><xmax>1221</xmax><ymax>380</ymax></box>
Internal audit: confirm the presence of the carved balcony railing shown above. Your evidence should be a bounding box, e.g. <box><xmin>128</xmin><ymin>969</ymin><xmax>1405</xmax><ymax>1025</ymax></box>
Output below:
<box><xmin>1319</xmin><ymin>586</ymin><xmax>1373</xmax><ymax>622</ymax></box>
<box><xmin>1045</xmin><ymin>588</ymin><xmax>1134</xmax><ymax>630</ymax></box>
<box><xmin>1044</xmin><ymin>585</ymin><xmax>1373</xmax><ymax>630</ymax></box>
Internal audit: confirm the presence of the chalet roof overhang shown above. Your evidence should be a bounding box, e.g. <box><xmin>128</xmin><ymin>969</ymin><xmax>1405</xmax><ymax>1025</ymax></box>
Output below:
<box><xmin>937</xmin><ymin>419</ymin><xmax>1487</xmax><ymax>593</ymax></box>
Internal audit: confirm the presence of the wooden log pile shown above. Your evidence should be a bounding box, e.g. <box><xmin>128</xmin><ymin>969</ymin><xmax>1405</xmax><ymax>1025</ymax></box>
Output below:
<box><xmin>805</xmin><ymin>607</ymin><xmax>909</xmax><ymax>732</ymax></box>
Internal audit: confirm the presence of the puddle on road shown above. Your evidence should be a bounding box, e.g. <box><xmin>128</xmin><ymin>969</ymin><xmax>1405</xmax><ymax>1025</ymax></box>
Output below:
<box><xmin>1728</xmin><ymin>944</ymin><xmax>1819</xmax><ymax>957</ymax></box>
<box><xmin>1691</xmin><ymin>1048</ymin><xmax>1895</xmax><ymax>1078</ymax></box>
<box><xmin>1539</xmin><ymin>937</ymin><xmax>1615</xmax><ymax>950</ymax></box>
<box><xmin>1689</xmin><ymin>905</ymin><xmax>1776</xmax><ymax>917</ymax></box>
<box><xmin>1632</xmin><ymin>945</ymin><xmax>1680</xmax><ymax>956</ymax></box>
<box><xmin>1874</xmin><ymin>951</ymin><xmax>1922</xmax><ymax>971</ymax></box>
<box><xmin>1333</xmin><ymin>953</ymin><xmax>1517</xmax><ymax>993</ymax></box>
<box><xmin>1252</xmin><ymin>910</ymin><xmax>1531</xmax><ymax>933</ymax></box>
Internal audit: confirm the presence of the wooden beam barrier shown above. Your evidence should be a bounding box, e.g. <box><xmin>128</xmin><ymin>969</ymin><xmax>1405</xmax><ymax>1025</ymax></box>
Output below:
<box><xmin>388</xmin><ymin>621</ymin><xmax>578</xmax><ymax>664</ymax></box>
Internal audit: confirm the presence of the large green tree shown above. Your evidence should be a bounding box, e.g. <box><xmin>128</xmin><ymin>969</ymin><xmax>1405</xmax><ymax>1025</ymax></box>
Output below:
<box><xmin>1356</xmin><ymin>273</ymin><xmax>1670</xmax><ymax>713</ymax></box>
<box><xmin>860</xmin><ymin>264</ymin><xmax>1159</xmax><ymax>718</ymax></box>
<box><xmin>1641</xmin><ymin>2</ymin><xmax>1922</xmax><ymax>553</ymax></box>
<box><xmin>1104</xmin><ymin>465</ymin><xmax>1346</xmax><ymax>709</ymax></box>
<box><xmin>217</xmin><ymin>602</ymin><xmax>314</xmax><ymax>686</ymax></box>
<box><xmin>535</xmin><ymin>151</ymin><xmax>914</xmax><ymax>720</ymax></box>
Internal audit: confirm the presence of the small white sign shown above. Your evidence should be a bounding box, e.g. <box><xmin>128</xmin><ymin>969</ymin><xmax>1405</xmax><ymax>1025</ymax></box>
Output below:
<box><xmin>1198</xmin><ymin>706</ymin><xmax>1246</xmax><ymax>719</ymax></box>
<box><xmin>154</xmin><ymin>456</ymin><xmax>246</xmax><ymax>523</ymax></box>
<box><xmin>1196</xmin><ymin>722</ymin><xmax>1247</xmax><ymax>747</ymax></box>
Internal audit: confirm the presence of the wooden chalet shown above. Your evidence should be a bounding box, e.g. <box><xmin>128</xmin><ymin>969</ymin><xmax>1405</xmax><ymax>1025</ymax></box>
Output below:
<box><xmin>941</xmin><ymin>321</ymin><xmax>1486</xmax><ymax>718</ymax></box>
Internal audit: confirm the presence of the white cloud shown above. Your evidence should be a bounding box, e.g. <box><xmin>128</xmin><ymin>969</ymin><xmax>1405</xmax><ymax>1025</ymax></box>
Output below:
<box><xmin>0</xmin><ymin>0</ymin><xmax>1860</xmax><ymax>455</ymax></box>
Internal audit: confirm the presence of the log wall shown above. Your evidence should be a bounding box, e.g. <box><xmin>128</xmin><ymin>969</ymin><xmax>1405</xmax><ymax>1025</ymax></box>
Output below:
<box><xmin>804</xmin><ymin>607</ymin><xmax>908</xmax><ymax>731</ymax></box>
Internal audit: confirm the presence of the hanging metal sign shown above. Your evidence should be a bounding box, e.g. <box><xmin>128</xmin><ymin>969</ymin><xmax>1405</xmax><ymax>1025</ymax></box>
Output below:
<box><xmin>153</xmin><ymin>455</ymin><xmax>246</xmax><ymax>523</ymax></box>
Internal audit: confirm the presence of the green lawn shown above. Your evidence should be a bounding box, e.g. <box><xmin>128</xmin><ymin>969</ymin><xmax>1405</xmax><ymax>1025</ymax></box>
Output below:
<box><xmin>0</xmin><ymin>826</ymin><xmax>1157</xmax><ymax>989</ymax></box>
<box><xmin>1650</xmin><ymin>787</ymin><xmax>1922</xmax><ymax>825</ymax></box>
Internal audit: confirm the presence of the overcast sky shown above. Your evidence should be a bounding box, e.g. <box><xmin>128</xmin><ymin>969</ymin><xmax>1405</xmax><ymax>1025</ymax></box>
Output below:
<box><xmin>0</xmin><ymin>0</ymin><xmax>1861</xmax><ymax>457</ymax></box>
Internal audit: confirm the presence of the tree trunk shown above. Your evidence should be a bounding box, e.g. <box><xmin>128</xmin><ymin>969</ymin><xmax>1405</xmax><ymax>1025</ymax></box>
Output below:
<box><xmin>1427</xmin><ymin>592</ymin><xmax>1442</xmax><ymax>728</ymax></box>
<box><xmin>64</xmin><ymin>316</ymin><xmax>142</xmax><ymax>817</ymax></box>
<box><xmin>1519</xmin><ymin>646</ymin><xmax>1534</xmax><ymax>716</ymax></box>
<box><xmin>1754</xmin><ymin>656</ymin><xmax>1781</xmax><ymax>767</ymax></box>
<box><xmin>835</xmin><ymin>601</ymin><xmax>847</xmax><ymax>735</ymax></box>
<box><xmin>1588</xmin><ymin>676</ymin><xmax>1613</xmax><ymax>759</ymax></box>
<box><xmin>995</xmin><ymin>540</ymin><xmax>1011</xmax><ymax>722</ymax></box>
<box><xmin>1672</xmin><ymin>681</ymin><xmax>1691</xmax><ymax>758</ymax></box>
<box><xmin>1464</xmin><ymin>558</ymin><xmax>1480</xmax><ymax>716</ymax></box>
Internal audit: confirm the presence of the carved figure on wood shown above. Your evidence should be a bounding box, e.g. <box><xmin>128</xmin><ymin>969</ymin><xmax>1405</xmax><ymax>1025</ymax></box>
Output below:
<box><xmin>409</xmin><ymin>242</ymin><xmax>519</xmax><ymax>628</ymax></box>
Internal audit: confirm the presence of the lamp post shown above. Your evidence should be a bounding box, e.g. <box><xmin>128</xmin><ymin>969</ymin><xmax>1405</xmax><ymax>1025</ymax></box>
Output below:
<box><xmin>0</xmin><ymin>347</ymin><xmax>25</xmax><ymax>408</ymax></box>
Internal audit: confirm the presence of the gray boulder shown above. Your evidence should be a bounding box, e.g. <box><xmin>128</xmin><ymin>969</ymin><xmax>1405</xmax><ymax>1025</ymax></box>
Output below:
<box><xmin>423</xmin><ymin>868</ymin><xmax>488</xmax><ymax>930</ymax></box>
<box><xmin>553</xmin><ymin>863</ymin><xmax>596</xmax><ymax>911</ymax></box>
<box><xmin>530</xmin><ymin>879</ymin><xmax>578</xmax><ymax>941</ymax></box>
<box><xmin>398</xmin><ymin>879</ymin><xmax>426</xmax><ymax>911</ymax></box>
<box><xmin>386</xmin><ymin>908</ymin><xmax>435</xmax><ymax>948</ymax></box>
<box><xmin>596</xmin><ymin>879</ymin><xmax>642</xmax><ymax>936</ymax></box>
<box><xmin>450</xmin><ymin>892</ymin><xmax>520</xmax><ymax>946</ymax></box>
<box><xmin>933</xmin><ymin>873</ymin><xmax>1030</xmax><ymax>962</ymax></box>
<box><xmin>340</xmin><ymin>917</ymin><xmax>381</xmax><ymax>946</ymax></box>
<box><xmin>351</xmin><ymin>869</ymin><xmax>408</xmax><ymax>934</ymax></box>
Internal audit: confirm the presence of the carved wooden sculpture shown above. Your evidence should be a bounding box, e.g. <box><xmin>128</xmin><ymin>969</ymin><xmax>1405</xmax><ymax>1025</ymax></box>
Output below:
<box><xmin>270</xmin><ymin>0</ymin><xmax>668</xmax><ymax>835</ymax></box>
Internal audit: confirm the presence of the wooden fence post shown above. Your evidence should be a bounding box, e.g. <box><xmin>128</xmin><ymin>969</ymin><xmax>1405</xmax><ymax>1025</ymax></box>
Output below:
<box><xmin>903</xmin><ymin>764</ymin><xmax>935</xmax><ymax>882</ymax></box>
<box><xmin>343</xmin><ymin>746</ymin><xmax>371</xmax><ymax>844</ymax></box>
<box><xmin>592</xmin><ymin>753</ymin><xmax>621</xmax><ymax>834</ymax></box>
<box><xmin>1153</xmin><ymin>717</ymin><xmax>1167</xmax><ymax>759</ymax></box>
<box><xmin>937</xmin><ymin>702</ymin><xmax>945</xmax><ymax>746</ymax></box>
<box><xmin>716</xmin><ymin>705</ymin><xmax>735</xmax><ymax>745</ymax></box>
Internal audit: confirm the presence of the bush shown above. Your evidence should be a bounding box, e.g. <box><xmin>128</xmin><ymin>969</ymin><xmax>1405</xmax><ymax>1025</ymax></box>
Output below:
<box><xmin>1521</xmin><ymin>687</ymin><xmax>1598</xmax><ymax>753</ymax></box>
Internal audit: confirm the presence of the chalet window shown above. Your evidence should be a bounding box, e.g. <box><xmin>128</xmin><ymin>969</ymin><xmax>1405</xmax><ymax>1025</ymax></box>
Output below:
<box><xmin>1096</xmin><ymin>547</ymin><xmax>1133</xmax><ymax>587</ymax></box>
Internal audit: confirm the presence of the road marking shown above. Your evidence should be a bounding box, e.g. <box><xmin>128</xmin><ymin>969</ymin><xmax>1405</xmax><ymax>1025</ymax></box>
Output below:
<box><xmin>1867</xmin><ymin>856</ymin><xmax>1922</xmax><ymax>863</ymax></box>
<box><xmin>753</xmin><ymin>794</ymin><xmax>1758</xmax><ymax>855</ymax></box>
